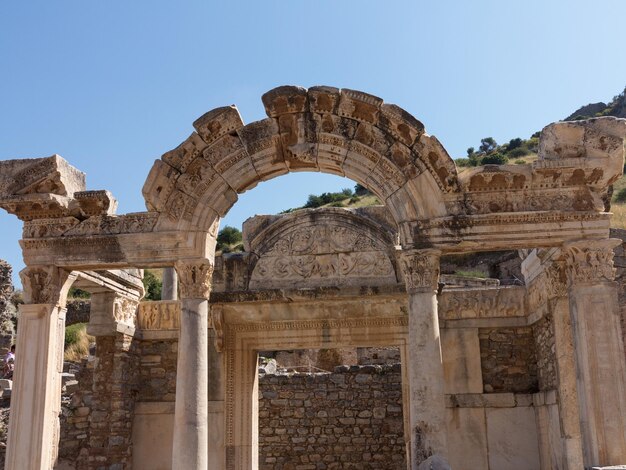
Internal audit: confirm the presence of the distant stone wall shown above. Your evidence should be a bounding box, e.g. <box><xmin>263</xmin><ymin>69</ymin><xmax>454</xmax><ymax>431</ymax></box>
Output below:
<box><xmin>65</xmin><ymin>300</ymin><xmax>91</xmax><ymax>326</ymax></box>
<box><xmin>0</xmin><ymin>260</ymin><xmax>14</xmax><ymax>357</ymax></box>
<box><xmin>58</xmin><ymin>359</ymin><xmax>94</xmax><ymax>469</ymax></box>
<box><xmin>258</xmin><ymin>364</ymin><xmax>405</xmax><ymax>470</ymax></box>
<box><xmin>533</xmin><ymin>313</ymin><xmax>557</xmax><ymax>390</ymax></box>
<box><xmin>479</xmin><ymin>327</ymin><xmax>538</xmax><ymax>393</ymax></box>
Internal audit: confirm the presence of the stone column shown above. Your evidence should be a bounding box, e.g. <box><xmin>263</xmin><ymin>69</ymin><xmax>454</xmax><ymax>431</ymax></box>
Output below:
<box><xmin>173</xmin><ymin>260</ymin><xmax>213</xmax><ymax>470</ymax></box>
<box><xmin>162</xmin><ymin>267</ymin><xmax>178</xmax><ymax>301</ymax></box>
<box><xmin>563</xmin><ymin>239</ymin><xmax>626</xmax><ymax>466</ymax></box>
<box><xmin>5</xmin><ymin>266</ymin><xmax>72</xmax><ymax>470</ymax></box>
<box><xmin>398</xmin><ymin>249</ymin><xmax>450</xmax><ymax>470</ymax></box>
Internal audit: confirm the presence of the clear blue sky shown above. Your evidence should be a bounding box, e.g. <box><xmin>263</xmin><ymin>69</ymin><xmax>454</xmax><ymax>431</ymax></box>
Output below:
<box><xmin>2</xmin><ymin>0</ymin><xmax>625</xmax><ymax>285</ymax></box>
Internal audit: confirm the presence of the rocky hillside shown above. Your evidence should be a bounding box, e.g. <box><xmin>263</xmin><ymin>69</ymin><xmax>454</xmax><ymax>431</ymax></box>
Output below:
<box><xmin>566</xmin><ymin>87</ymin><xmax>626</xmax><ymax>120</ymax></box>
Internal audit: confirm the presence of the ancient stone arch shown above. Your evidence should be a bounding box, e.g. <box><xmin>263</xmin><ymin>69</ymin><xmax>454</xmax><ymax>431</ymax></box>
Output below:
<box><xmin>1</xmin><ymin>86</ymin><xmax>626</xmax><ymax>470</ymax></box>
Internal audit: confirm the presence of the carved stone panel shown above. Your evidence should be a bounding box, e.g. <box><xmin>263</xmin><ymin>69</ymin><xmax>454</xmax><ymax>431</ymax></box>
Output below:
<box><xmin>249</xmin><ymin>222</ymin><xmax>397</xmax><ymax>290</ymax></box>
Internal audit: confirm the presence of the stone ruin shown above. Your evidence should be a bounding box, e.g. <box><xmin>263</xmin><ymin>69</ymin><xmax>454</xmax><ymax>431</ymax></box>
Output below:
<box><xmin>0</xmin><ymin>85</ymin><xmax>625</xmax><ymax>470</ymax></box>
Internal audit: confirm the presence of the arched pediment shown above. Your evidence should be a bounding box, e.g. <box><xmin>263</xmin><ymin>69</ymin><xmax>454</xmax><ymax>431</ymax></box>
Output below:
<box><xmin>242</xmin><ymin>207</ymin><xmax>400</xmax><ymax>290</ymax></box>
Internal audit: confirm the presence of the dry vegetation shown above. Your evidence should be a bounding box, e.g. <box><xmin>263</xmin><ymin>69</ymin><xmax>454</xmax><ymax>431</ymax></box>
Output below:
<box><xmin>64</xmin><ymin>323</ymin><xmax>94</xmax><ymax>362</ymax></box>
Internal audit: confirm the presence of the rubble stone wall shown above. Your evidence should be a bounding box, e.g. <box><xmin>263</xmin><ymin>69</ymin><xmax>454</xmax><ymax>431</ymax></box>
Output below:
<box><xmin>533</xmin><ymin>313</ymin><xmax>557</xmax><ymax>391</ymax></box>
<box><xmin>258</xmin><ymin>364</ymin><xmax>405</xmax><ymax>470</ymax></box>
<box><xmin>136</xmin><ymin>339</ymin><xmax>178</xmax><ymax>402</ymax></box>
<box><xmin>479</xmin><ymin>327</ymin><xmax>538</xmax><ymax>393</ymax></box>
<box><xmin>0</xmin><ymin>260</ymin><xmax>14</xmax><ymax>358</ymax></box>
<box><xmin>65</xmin><ymin>300</ymin><xmax>91</xmax><ymax>326</ymax></box>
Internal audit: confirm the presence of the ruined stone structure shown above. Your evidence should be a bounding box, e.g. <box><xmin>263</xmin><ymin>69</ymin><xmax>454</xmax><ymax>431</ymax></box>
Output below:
<box><xmin>1</xmin><ymin>85</ymin><xmax>626</xmax><ymax>470</ymax></box>
<box><xmin>0</xmin><ymin>260</ymin><xmax>15</xmax><ymax>365</ymax></box>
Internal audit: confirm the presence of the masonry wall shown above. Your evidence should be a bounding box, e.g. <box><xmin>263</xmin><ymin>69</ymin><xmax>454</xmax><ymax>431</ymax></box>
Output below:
<box><xmin>479</xmin><ymin>327</ymin><xmax>538</xmax><ymax>393</ymax></box>
<box><xmin>258</xmin><ymin>364</ymin><xmax>405</xmax><ymax>470</ymax></box>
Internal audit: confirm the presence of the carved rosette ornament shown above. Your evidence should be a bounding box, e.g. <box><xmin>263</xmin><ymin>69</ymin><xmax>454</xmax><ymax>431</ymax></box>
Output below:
<box><xmin>563</xmin><ymin>239</ymin><xmax>622</xmax><ymax>286</ymax></box>
<box><xmin>398</xmin><ymin>249</ymin><xmax>441</xmax><ymax>294</ymax></box>
<box><xmin>175</xmin><ymin>260</ymin><xmax>214</xmax><ymax>299</ymax></box>
<box><xmin>19</xmin><ymin>265</ymin><xmax>73</xmax><ymax>305</ymax></box>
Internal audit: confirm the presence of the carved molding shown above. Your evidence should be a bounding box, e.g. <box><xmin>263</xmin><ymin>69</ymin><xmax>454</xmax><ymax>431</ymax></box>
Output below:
<box><xmin>397</xmin><ymin>249</ymin><xmax>440</xmax><ymax>294</ymax></box>
<box><xmin>439</xmin><ymin>286</ymin><xmax>526</xmax><ymax>320</ymax></box>
<box><xmin>563</xmin><ymin>239</ymin><xmax>621</xmax><ymax>286</ymax></box>
<box><xmin>19</xmin><ymin>266</ymin><xmax>73</xmax><ymax>305</ymax></box>
<box><xmin>176</xmin><ymin>260</ymin><xmax>214</xmax><ymax>299</ymax></box>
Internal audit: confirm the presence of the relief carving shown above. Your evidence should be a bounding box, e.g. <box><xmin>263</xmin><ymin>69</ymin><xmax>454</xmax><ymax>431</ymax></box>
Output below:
<box><xmin>398</xmin><ymin>249</ymin><xmax>440</xmax><ymax>294</ymax></box>
<box><xmin>439</xmin><ymin>286</ymin><xmax>526</xmax><ymax>319</ymax></box>
<box><xmin>113</xmin><ymin>296</ymin><xmax>139</xmax><ymax>327</ymax></box>
<box><xmin>209</xmin><ymin>304</ymin><xmax>224</xmax><ymax>352</ymax></box>
<box><xmin>563</xmin><ymin>239</ymin><xmax>621</xmax><ymax>285</ymax></box>
<box><xmin>19</xmin><ymin>266</ymin><xmax>72</xmax><ymax>305</ymax></box>
<box><xmin>137</xmin><ymin>301</ymin><xmax>181</xmax><ymax>330</ymax></box>
<box><xmin>176</xmin><ymin>261</ymin><xmax>214</xmax><ymax>299</ymax></box>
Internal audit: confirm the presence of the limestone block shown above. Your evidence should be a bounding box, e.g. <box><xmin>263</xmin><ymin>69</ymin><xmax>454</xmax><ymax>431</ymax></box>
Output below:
<box><xmin>237</xmin><ymin>118</ymin><xmax>288</xmax><ymax>181</ymax></box>
<box><xmin>0</xmin><ymin>154</ymin><xmax>85</xmax><ymax>198</ymax></box>
<box><xmin>446</xmin><ymin>408</ymin><xmax>488</xmax><ymax>470</ymax></box>
<box><xmin>0</xmin><ymin>378</ymin><xmax>12</xmax><ymax>390</ymax></box>
<box><xmin>192</xmin><ymin>105</ymin><xmax>244</xmax><ymax>145</ymax></box>
<box><xmin>441</xmin><ymin>328</ymin><xmax>483</xmax><ymax>394</ymax></box>
<box><xmin>262</xmin><ymin>86</ymin><xmax>308</xmax><ymax>117</ymax></box>
<box><xmin>486</xmin><ymin>407</ymin><xmax>541</xmax><ymax>470</ymax></box>
<box><xmin>132</xmin><ymin>404</ymin><xmax>174</xmax><ymax>470</ymax></box>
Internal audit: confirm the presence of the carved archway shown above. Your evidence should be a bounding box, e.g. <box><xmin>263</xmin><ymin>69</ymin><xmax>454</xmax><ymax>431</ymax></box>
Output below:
<box><xmin>142</xmin><ymin>85</ymin><xmax>458</xmax><ymax>246</ymax></box>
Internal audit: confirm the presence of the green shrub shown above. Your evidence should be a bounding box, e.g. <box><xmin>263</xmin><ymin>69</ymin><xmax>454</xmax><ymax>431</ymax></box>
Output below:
<box><xmin>68</xmin><ymin>287</ymin><xmax>90</xmax><ymax>299</ymax></box>
<box><xmin>508</xmin><ymin>147</ymin><xmax>530</xmax><ymax>158</ymax></box>
<box><xmin>65</xmin><ymin>323</ymin><xmax>87</xmax><ymax>348</ymax></box>
<box><xmin>216</xmin><ymin>226</ymin><xmax>242</xmax><ymax>249</ymax></box>
<box><xmin>615</xmin><ymin>188</ymin><xmax>626</xmax><ymax>203</ymax></box>
<box><xmin>329</xmin><ymin>201</ymin><xmax>344</xmax><ymax>207</ymax></box>
<box><xmin>454</xmin><ymin>270</ymin><xmax>487</xmax><ymax>278</ymax></box>
<box><xmin>143</xmin><ymin>270</ymin><xmax>162</xmax><ymax>301</ymax></box>
<box><xmin>515</xmin><ymin>159</ymin><xmax>526</xmax><ymax>165</ymax></box>
<box><xmin>481</xmin><ymin>153</ymin><xmax>509</xmax><ymax>165</ymax></box>
<box><xmin>455</xmin><ymin>158</ymin><xmax>471</xmax><ymax>167</ymax></box>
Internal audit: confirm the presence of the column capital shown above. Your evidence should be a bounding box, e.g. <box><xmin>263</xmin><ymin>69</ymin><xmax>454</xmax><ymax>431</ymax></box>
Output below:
<box><xmin>397</xmin><ymin>248</ymin><xmax>441</xmax><ymax>294</ymax></box>
<box><xmin>19</xmin><ymin>265</ymin><xmax>74</xmax><ymax>306</ymax></box>
<box><xmin>528</xmin><ymin>259</ymin><xmax>568</xmax><ymax>310</ymax></box>
<box><xmin>175</xmin><ymin>260</ymin><xmax>214</xmax><ymax>299</ymax></box>
<box><xmin>562</xmin><ymin>239</ymin><xmax>621</xmax><ymax>286</ymax></box>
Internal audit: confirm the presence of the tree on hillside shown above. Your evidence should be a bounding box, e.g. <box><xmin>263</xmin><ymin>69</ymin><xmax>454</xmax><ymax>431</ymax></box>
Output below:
<box><xmin>479</xmin><ymin>137</ymin><xmax>497</xmax><ymax>154</ymax></box>
<box><xmin>217</xmin><ymin>226</ymin><xmax>242</xmax><ymax>250</ymax></box>
<box><xmin>466</xmin><ymin>147</ymin><xmax>475</xmax><ymax>157</ymax></box>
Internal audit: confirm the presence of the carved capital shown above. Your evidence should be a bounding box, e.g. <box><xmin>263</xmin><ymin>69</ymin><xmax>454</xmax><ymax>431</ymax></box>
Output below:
<box><xmin>209</xmin><ymin>304</ymin><xmax>224</xmax><ymax>352</ymax></box>
<box><xmin>398</xmin><ymin>249</ymin><xmax>441</xmax><ymax>294</ymax></box>
<box><xmin>527</xmin><ymin>260</ymin><xmax>568</xmax><ymax>311</ymax></box>
<box><xmin>19</xmin><ymin>266</ymin><xmax>73</xmax><ymax>305</ymax></box>
<box><xmin>175</xmin><ymin>260</ymin><xmax>214</xmax><ymax>299</ymax></box>
<box><xmin>563</xmin><ymin>239</ymin><xmax>621</xmax><ymax>286</ymax></box>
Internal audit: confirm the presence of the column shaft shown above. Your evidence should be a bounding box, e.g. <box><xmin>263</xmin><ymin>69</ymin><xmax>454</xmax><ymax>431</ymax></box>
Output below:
<box><xmin>172</xmin><ymin>298</ymin><xmax>209</xmax><ymax>469</ymax></box>
<box><xmin>5</xmin><ymin>304</ymin><xmax>66</xmax><ymax>470</ymax></box>
<box><xmin>399</xmin><ymin>249</ymin><xmax>449</xmax><ymax>470</ymax></box>
<box><xmin>564</xmin><ymin>240</ymin><xmax>626</xmax><ymax>466</ymax></box>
